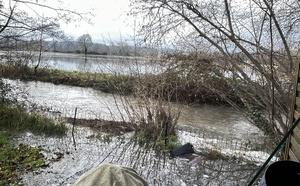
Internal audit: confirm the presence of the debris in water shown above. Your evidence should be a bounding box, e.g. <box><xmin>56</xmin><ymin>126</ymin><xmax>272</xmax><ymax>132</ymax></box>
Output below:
<box><xmin>170</xmin><ymin>143</ymin><xmax>195</xmax><ymax>158</ymax></box>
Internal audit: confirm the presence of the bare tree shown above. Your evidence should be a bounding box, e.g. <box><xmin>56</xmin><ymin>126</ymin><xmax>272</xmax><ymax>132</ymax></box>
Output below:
<box><xmin>77</xmin><ymin>34</ymin><xmax>93</xmax><ymax>56</ymax></box>
<box><xmin>0</xmin><ymin>0</ymin><xmax>92</xmax><ymax>68</ymax></box>
<box><xmin>129</xmin><ymin>0</ymin><xmax>300</xmax><ymax>140</ymax></box>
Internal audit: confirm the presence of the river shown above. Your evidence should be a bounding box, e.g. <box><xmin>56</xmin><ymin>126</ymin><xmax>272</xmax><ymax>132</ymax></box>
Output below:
<box><xmin>5</xmin><ymin>78</ymin><xmax>264</xmax><ymax>142</ymax></box>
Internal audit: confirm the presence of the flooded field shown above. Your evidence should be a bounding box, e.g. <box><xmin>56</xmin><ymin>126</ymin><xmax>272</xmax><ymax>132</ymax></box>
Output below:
<box><xmin>38</xmin><ymin>53</ymin><xmax>161</xmax><ymax>75</ymax></box>
<box><xmin>15</xmin><ymin>125</ymin><xmax>262</xmax><ymax>186</ymax></box>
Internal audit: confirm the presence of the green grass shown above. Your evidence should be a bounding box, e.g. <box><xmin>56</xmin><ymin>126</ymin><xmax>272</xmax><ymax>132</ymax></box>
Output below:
<box><xmin>0</xmin><ymin>102</ymin><xmax>68</xmax><ymax>185</ymax></box>
<box><xmin>0</xmin><ymin>131</ymin><xmax>9</xmax><ymax>147</ymax></box>
<box><xmin>0</xmin><ymin>103</ymin><xmax>67</xmax><ymax>136</ymax></box>
<box><xmin>0</xmin><ymin>65</ymin><xmax>135</xmax><ymax>95</ymax></box>
<box><xmin>0</xmin><ymin>144</ymin><xmax>46</xmax><ymax>185</ymax></box>
<box><xmin>134</xmin><ymin>128</ymin><xmax>180</xmax><ymax>150</ymax></box>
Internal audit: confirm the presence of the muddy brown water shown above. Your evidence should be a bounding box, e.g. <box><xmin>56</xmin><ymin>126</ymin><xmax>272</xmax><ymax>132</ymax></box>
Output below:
<box><xmin>5</xmin><ymin>78</ymin><xmax>264</xmax><ymax>141</ymax></box>
<box><xmin>5</xmin><ymin>79</ymin><xmax>269</xmax><ymax>185</ymax></box>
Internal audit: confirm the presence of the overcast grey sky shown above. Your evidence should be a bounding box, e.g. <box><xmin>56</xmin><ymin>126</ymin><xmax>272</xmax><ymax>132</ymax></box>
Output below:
<box><xmin>12</xmin><ymin>0</ymin><xmax>134</xmax><ymax>44</ymax></box>
<box><xmin>60</xmin><ymin>0</ymin><xmax>133</xmax><ymax>43</ymax></box>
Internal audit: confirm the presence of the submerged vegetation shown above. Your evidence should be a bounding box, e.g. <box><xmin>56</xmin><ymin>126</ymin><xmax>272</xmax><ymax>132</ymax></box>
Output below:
<box><xmin>0</xmin><ymin>101</ymin><xmax>67</xmax><ymax>185</ymax></box>
<box><xmin>135</xmin><ymin>129</ymin><xmax>180</xmax><ymax>150</ymax></box>
<box><xmin>0</xmin><ymin>0</ymin><xmax>291</xmax><ymax>184</ymax></box>
<box><xmin>0</xmin><ymin>144</ymin><xmax>46</xmax><ymax>185</ymax></box>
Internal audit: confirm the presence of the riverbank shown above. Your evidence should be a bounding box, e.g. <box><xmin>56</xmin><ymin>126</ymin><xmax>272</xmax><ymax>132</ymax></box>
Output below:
<box><xmin>0</xmin><ymin>65</ymin><xmax>135</xmax><ymax>95</ymax></box>
<box><xmin>0</xmin><ymin>65</ymin><xmax>242</xmax><ymax>105</ymax></box>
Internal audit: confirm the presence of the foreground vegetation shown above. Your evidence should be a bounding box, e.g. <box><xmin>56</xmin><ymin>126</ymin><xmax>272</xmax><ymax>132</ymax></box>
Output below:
<box><xmin>0</xmin><ymin>102</ymin><xmax>67</xmax><ymax>185</ymax></box>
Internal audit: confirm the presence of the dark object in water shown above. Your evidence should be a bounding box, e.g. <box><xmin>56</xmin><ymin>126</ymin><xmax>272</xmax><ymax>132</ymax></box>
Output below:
<box><xmin>170</xmin><ymin>143</ymin><xmax>195</xmax><ymax>158</ymax></box>
<box><xmin>258</xmin><ymin>160</ymin><xmax>300</xmax><ymax>186</ymax></box>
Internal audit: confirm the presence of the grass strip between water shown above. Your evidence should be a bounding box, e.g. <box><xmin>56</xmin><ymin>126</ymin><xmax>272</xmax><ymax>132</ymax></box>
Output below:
<box><xmin>0</xmin><ymin>65</ymin><xmax>135</xmax><ymax>95</ymax></box>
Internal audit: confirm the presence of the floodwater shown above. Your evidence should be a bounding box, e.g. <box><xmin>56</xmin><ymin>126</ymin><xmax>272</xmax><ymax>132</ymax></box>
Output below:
<box><xmin>4</xmin><ymin>78</ymin><xmax>270</xmax><ymax>185</ymax></box>
<box><xmin>2</xmin><ymin>54</ymin><xmax>270</xmax><ymax>185</ymax></box>
<box><xmin>5</xmin><ymin>78</ymin><xmax>264</xmax><ymax>142</ymax></box>
<box><xmin>38</xmin><ymin>53</ymin><xmax>162</xmax><ymax>75</ymax></box>
<box><xmin>15</xmin><ymin>127</ymin><xmax>260</xmax><ymax>186</ymax></box>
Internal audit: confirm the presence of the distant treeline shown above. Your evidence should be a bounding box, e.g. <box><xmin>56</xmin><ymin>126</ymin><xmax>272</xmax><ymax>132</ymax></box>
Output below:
<box><xmin>0</xmin><ymin>39</ymin><xmax>155</xmax><ymax>57</ymax></box>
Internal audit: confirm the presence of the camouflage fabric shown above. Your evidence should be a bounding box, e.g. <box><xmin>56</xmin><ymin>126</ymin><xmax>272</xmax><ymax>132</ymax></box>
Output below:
<box><xmin>73</xmin><ymin>163</ymin><xmax>149</xmax><ymax>186</ymax></box>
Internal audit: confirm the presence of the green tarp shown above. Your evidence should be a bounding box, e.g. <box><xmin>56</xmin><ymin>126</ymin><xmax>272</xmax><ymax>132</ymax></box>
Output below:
<box><xmin>73</xmin><ymin>163</ymin><xmax>149</xmax><ymax>186</ymax></box>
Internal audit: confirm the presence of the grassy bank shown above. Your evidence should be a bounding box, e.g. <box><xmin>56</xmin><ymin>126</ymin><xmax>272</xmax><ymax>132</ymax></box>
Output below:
<box><xmin>0</xmin><ymin>65</ymin><xmax>135</xmax><ymax>95</ymax></box>
<box><xmin>0</xmin><ymin>65</ymin><xmax>242</xmax><ymax>105</ymax></box>
<box><xmin>0</xmin><ymin>102</ymin><xmax>67</xmax><ymax>185</ymax></box>
<box><xmin>0</xmin><ymin>64</ymin><xmax>130</xmax><ymax>95</ymax></box>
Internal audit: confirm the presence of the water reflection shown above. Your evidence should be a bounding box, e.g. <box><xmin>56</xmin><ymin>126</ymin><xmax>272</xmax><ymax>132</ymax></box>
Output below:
<box><xmin>37</xmin><ymin>53</ymin><xmax>162</xmax><ymax>75</ymax></box>
<box><xmin>76</xmin><ymin>57</ymin><xmax>92</xmax><ymax>72</ymax></box>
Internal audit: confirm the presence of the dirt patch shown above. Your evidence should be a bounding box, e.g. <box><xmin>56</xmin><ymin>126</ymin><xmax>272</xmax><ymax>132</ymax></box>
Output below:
<box><xmin>65</xmin><ymin>117</ymin><xmax>137</xmax><ymax>135</ymax></box>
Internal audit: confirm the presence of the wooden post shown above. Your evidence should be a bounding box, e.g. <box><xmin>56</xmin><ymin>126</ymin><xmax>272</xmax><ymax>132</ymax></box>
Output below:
<box><xmin>284</xmin><ymin>61</ymin><xmax>300</xmax><ymax>160</ymax></box>
<box><xmin>165</xmin><ymin>122</ymin><xmax>168</xmax><ymax>147</ymax></box>
<box><xmin>72</xmin><ymin>107</ymin><xmax>77</xmax><ymax>149</ymax></box>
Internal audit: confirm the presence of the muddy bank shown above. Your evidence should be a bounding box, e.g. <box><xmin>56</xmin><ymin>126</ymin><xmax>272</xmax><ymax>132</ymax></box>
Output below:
<box><xmin>65</xmin><ymin>117</ymin><xmax>136</xmax><ymax>135</ymax></box>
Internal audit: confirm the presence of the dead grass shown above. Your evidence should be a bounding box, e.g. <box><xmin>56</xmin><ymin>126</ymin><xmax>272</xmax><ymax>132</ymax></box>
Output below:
<box><xmin>65</xmin><ymin>117</ymin><xmax>137</xmax><ymax>135</ymax></box>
